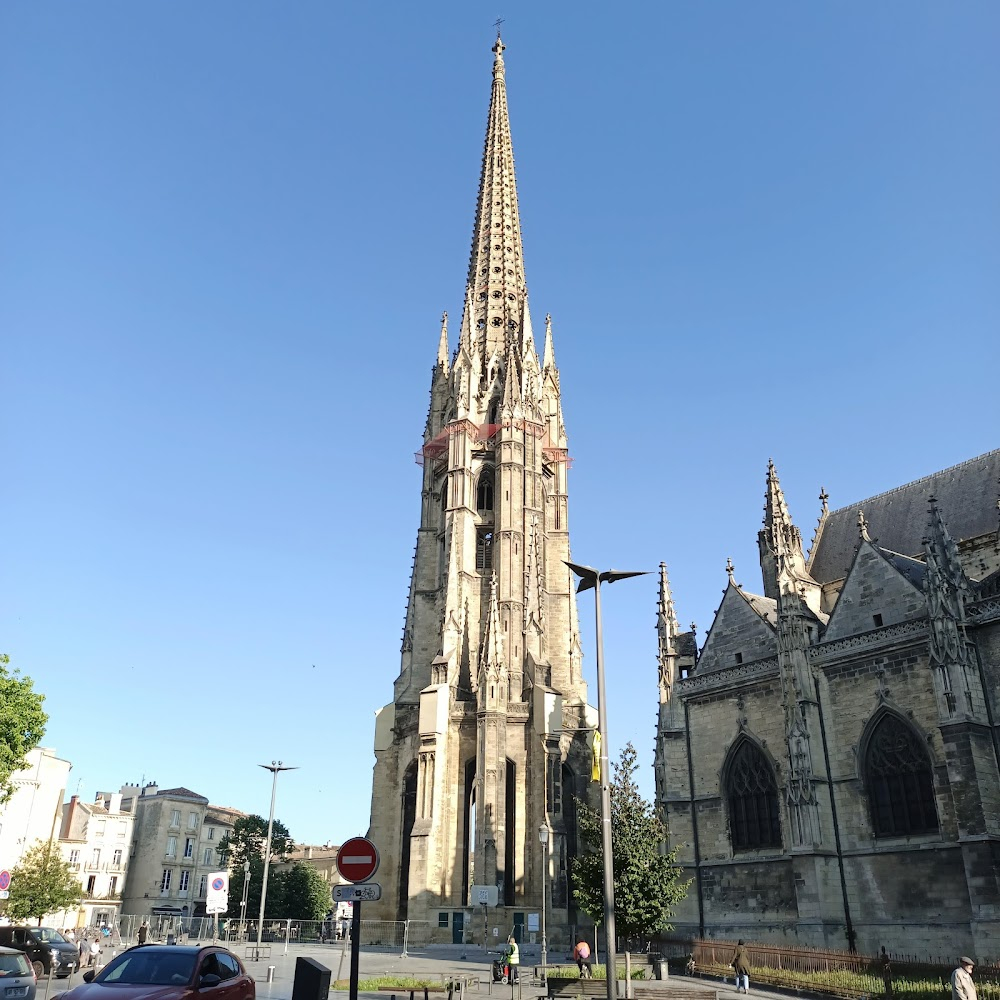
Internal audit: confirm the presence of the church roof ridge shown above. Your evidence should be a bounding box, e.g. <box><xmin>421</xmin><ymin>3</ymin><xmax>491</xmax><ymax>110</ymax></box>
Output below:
<box><xmin>825</xmin><ymin>448</ymin><xmax>1000</xmax><ymax>516</ymax></box>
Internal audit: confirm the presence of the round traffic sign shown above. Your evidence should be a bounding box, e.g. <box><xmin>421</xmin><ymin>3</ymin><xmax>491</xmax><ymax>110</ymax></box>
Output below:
<box><xmin>0</xmin><ymin>871</ymin><xmax>9</xmax><ymax>891</ymax></box>
<box><xmin>336</xmin><ymin>837</ymin><xmax>379</xmax><ymax>883</ymax></box>
<box><xmin>211</xmin><ymin>877</ymin><xmax>226</xmax><ymax>891</ymax></box>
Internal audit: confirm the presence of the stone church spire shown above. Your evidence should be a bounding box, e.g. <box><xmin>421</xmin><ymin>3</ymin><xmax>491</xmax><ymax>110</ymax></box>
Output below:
<box><xmin>368</xmin><ymin>34</ymin><xmax>594</xmax><ymax>936</ymax></box>
<box><xmin>758</xmin><ymin>459</ymin><xmax>822</xmax><ymax>614</ymax></box>
<box><xmin>461</xmin><ymin>33</ymin><xmax>533</xmax><ymax>360</ymax></box>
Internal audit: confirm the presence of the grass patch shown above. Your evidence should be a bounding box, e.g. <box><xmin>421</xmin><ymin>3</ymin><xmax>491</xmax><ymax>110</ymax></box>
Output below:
<box><xmin>332</xmin><ymin>976</ymin><xmax>447</xmax><ymax>990</ymax></box>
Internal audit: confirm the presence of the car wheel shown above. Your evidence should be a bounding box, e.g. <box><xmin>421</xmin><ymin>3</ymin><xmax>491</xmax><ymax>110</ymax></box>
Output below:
<box><xmin>32</xmin><ymin>961</ymin><xmax>44</xmax><ymax>978</ymax></box>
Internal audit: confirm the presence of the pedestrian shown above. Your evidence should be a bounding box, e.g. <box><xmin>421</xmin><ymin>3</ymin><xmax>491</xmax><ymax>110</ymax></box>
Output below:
<box><xmin>573</xmin><ymin>939</ymin><xmax>592</xmax><ymax>979</ymax></box>
<box><xmin>951</xmin><ymin>957</ymin><xmax>977</xmax><ymax>1000</ymax></box>
<box><xmin>90</xmin><ymin>938</ymin><xmax>101</xmax><ymax>969</ymax></box>
<box><xmin>731</xmin><ymin>940</ymin><xmax>750</xmax><ymax>994</ymax></box>
<box><xmin>137</xmin><ymin>921</ymin><xmax>149</xmax><ymax>946</ymax></box>
<box><xmin>504</xmin><ymin>935</ymin><xmax>520</xmax><ymax>984</ymax></box>
<box><xmin>79</xmin><ymin>936</ymin><xmax>89</xmax><ymax>968</ymax></box>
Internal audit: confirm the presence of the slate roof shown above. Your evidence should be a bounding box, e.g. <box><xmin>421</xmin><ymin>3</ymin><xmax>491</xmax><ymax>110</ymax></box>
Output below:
<box><xmin>808</xmin><ymin>449</ymin><xmax>1000</xmax><ymax>584</ymax></box>
<box><xmin>743</xmin><ymin>591</ymin><xmax>778</xmax><ymax>625</ymax></box>
<box><xmin>155</xmin><ymin>786</ymin><xmax>209</xmax><ymax>802</ymax></box>
<box><xmin>676</xmin><ymin>631</ymin><xmax>698</xmax><ymax>658</ymax></box>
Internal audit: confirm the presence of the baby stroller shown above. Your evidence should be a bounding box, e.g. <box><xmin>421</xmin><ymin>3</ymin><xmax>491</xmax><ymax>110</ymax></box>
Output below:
<box><xmin>492</xmin><ymin>957</ymin><xmax>511</xmax><ymax>984</ymax></box>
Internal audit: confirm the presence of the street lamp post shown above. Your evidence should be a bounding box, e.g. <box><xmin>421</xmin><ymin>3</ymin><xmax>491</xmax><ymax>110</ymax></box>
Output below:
<box><xmin>239</xmin><ymin>861</ymin><xmax>251</xmax><ymax>938</ymax></box>
<box><xmin>538</xmin><ymin>824</ymin><xmax>549</xmax><ymax>982</ymax></box>
<box><xmin>565</xmin><ymin>562</ymin><xmax>649</xmax><ymax>1000</ymax></box>
<box><xmin>255</xmin><ymin>761</ymin><xmax>297</xmax><ymax>959</ymax></box>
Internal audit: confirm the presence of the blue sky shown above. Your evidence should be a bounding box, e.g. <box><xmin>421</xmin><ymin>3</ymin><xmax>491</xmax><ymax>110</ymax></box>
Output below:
<box><xmin>2</xmin><ymin>2</ymin><xmax>997</xmax><ymax>850</ymax></box>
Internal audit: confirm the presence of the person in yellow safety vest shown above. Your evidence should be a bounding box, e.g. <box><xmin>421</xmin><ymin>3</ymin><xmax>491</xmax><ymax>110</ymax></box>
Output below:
<box><xmin>504</xmin><ymin>935</ymin><xmax>520</xmax><ymax>983</ymax></box>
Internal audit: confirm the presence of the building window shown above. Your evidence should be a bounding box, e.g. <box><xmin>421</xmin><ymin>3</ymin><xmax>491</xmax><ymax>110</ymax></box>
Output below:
<box><xmin>188</xmin><ymin>812</ymin><xmax>198</xmax><ymax>829</ymax></box>
<box><xmin>69</xmin><ymin>849</ymin><xmax>81</xmax><ymax>866</ymax></box>
<box><xmin>438</xmin><ymin>912</ymin><xmax>449</xmax><ymax>928</ymax></box>
<box><xmin>96</xmin><ymin>820</ymin><xmax>107</xmax><ymax>836</ymax></box>
<box><xmin>546</xmin><ymin>753</ymin><xmax>563</xmax><ymax>816</ymax></box>
<box><xmin>170</xmin><ymin>809</ymin><xmax>181</xmax><ymax>827</ymax></box>
<box><xmin>198</xmin><ymin>875</ymin><xmax>208</xmax><ymax>898</ymax></box>
<box><xmin>109</xmin><ymin>876</ymin><xmax>118</xmax><ymax>895</ymax></box>
<box><xmin>207</xmin><ymin>827</ymin><xmax>215</xmax><ymax>841</ymax></box>
<box><xmin>91</xmin><ymin>849</ymin><xmax>101</xmax><ymax>867</ymax></box>
<box><xmin>160</xmin><ymin>869</ymin><xmax>172</xmax><ymax>893</ymax></box>
<box><xmin>865</xmin><ymin>713</ymin><xmax>939</xmax><ymax>838</ymax></box>
<box><xmin>726</xmin><ymin>739</ymin><xmax>782</xmax><ymax>851</ymax></box>
<box><xmin>477</xmin><ymin>470</ymin><xmax>495</xmax><ymax>512</ymax></box>
<box><xmin>86</xmin><ymin>876</ymin><xmax>97</xmax><ymax>895</ymax></box>
<box><xmin>113</xmin><ymin>849</ymin><xmax>123</xmax><ymax>866</ymax></box>
<box><xmin>476</xmin><ymin>530</ymin><xmax>494</xmax><ymax>572</ymax></box>
<box><xmin>178</xmin><ymin>870</ymin><xmax>190</xmax><ymax>893</ymax></box>
<box><xmin>166</xmin><ymin>837</ymin><xmax>177</xmax><ymax>858</ymax></box>
<box><xmin>184</xmin><ymin>838</ymin><xmax>195</xmax><ymax>859</ymax></box>
<box><xmin>203</xmin><ymin>848</ymin><xmax>214</xmax><ymax>865</ymax></box>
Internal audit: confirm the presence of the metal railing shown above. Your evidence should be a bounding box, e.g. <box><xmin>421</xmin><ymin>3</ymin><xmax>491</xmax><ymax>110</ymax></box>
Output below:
<box><xmin>657</xmin><ymin>937</ymin><xmax>1000</xmax><ymax>1000</ymax></box>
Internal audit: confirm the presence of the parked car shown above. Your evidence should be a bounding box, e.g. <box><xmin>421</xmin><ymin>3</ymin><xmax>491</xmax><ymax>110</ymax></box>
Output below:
<box><xmin>0</xmin><ymin>928</ymin><xmax>78</xmax><ymax>979</ymax></box>
<box><xmin>59</xmin><ymin>945</ymin><xmax>254</xmax><ymax>1000</ymax></box>
<box><xmin>0</xmin><ymin>947</ymin><xmax>37</xmax><ymax>1000</ymax></box>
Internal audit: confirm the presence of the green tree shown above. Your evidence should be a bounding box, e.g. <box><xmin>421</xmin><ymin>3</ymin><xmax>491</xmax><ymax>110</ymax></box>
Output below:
<box><xmin>6</xmin><ymin>840</ymin><xmax>82</xmax><ymax>925</ymax></box>
<box><xmin>272</xmin><ymin>863</ymin><xmax>330</xmax><ymax>920</ymax></box>
<box><xmin>573</xmin><ymin>742</ymin><xmax>689</xmax><ymax>962</ymax></box>
<box><xmin>0</xmin><ymin>654</ymin><xmax>48</xmax><ymax>805</ymax></box>
<box><xmin>218</xmin><ymin>815</ymin><xmax>293</xmax><ymax>918</ymax></box>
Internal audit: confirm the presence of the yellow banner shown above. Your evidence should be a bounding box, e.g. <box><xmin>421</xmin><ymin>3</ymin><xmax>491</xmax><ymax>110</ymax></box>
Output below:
<box><xmin>591</xmin><ymin>730</ymin><xmax>602</xmax><ymax>782</ymax></box>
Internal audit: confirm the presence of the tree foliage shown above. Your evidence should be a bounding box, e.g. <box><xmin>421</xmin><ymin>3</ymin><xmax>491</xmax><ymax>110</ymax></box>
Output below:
<box><xmin>0</xmin><ymin>654</ymin><xmax>48</xmax><ymax>805</ymax></box>
<box><xmin>572</xmin><ymin>742</ymin><xmax>689</xmax><ymax>941</ymax></box>
<box><xmin>271</xmin><ymin>863</ymin><xmax>330</xmax><ymax>920</ymax></box>
<box><xmin>6</xmin><ymin>840</ymin><xmax>82</xmax><ymax>924</ymax></box>
<box><xmin>218</xmin><ymin>815</ymin><xmax>293</xmax><ymax>919</ymax></box>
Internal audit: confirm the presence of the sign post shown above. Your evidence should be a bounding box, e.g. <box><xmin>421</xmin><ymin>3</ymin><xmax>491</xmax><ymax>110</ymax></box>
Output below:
<box><xmin>206</xmin><ymin>873</ymin><xmax>229</xmax><ymax>943</ymax></box>
<box><xmin>336</xmin><ymin>838</ymin><xmax>380</xmax><ymax>1000</ymax></box>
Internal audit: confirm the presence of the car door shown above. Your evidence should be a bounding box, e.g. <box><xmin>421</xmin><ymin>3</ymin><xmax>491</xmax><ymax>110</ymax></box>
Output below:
<box><xmin>197</xmin><ymin>952</ymin><xmax>241</xmax><ymax>1000</ymax></box>
<box><xmin>214</xmin><ymin>953</ymin><xmax>251</xmax><ymax>1000</ymax></box>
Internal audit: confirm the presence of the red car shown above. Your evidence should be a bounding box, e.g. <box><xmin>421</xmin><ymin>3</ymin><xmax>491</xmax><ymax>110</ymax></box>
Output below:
<box><xmin>60</xmin><ymin>946</ymin><xmax>254</xmax><ymax>1000</ymax></box>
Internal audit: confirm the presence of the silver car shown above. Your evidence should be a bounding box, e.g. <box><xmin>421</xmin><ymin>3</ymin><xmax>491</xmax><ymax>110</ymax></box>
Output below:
<box><xmin>0</xmin><ymin>947</ymin><xmax>36</xmax><ymax>1000</ymax></box>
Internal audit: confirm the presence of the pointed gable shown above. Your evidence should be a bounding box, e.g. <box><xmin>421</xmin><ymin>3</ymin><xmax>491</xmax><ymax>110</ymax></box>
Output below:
<box><xmin>823</xmin><ymin>539</ymin><xmax>927</xmax><ymax>641</ymax></box>
<box><xmin>696</xmin><ymin>582</ymin><xmax>778</xmax><ymax>673</ymax></box>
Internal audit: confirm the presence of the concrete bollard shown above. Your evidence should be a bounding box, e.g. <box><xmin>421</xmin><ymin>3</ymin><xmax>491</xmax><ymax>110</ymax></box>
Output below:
<box><xmin>267</xmin><ymin>967</ymin><xmax>275</xmax><ymax>983</ymax></box>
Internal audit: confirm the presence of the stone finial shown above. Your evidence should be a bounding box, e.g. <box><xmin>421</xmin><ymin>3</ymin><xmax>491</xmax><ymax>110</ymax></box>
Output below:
<box><xmin>819</xmin><ymin>487</ymin><xmax>829</xmax><ymax>513</ymax></box>
<box><xmin>857</xmin><ymin>510</ymin><xmax>872</xmax><ymax>542</ymax></box>
<box><xmin>726</xmin><ymin>557</ymin><xmax>735</xmax><ymax>582</ymax></box>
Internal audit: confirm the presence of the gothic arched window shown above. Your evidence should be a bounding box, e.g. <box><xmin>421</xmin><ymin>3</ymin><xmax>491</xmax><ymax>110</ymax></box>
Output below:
<box><xmin>864</xmin><ymin>713</ymin><xmax>938</xmax><ymax>838</ymax></box>
<box><xmin>726</xmin><ymin>739</ymin><xmax>781</xmax><ymax>851</ymax></box>
<box><xmin>477</xmin><ymin>470</ymin><xmax>494</xmax><ymax>512</ymax></box>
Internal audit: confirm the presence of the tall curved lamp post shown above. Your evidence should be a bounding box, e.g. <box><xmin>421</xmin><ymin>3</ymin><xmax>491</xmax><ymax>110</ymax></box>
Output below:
<box><xmin>564</xmin><ymin>562</ymin><xmax>649</xmax><ymax>1000</ymax></box>
<box><xmin>255</xmin><ymin>761</ymin><xmax>297</xmax><ymax>958</ymax></box>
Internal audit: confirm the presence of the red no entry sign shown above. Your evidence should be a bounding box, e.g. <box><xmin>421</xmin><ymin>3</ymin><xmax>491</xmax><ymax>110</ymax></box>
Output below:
<box><xmin>336</xmin><ymin>837</ymin><xmax>379</xmax><ymax>883</ymax></box>
<box><xmin>0</xmin><ymin>870</ymin><xmax>10</xmax><ymax>891</ymax></box>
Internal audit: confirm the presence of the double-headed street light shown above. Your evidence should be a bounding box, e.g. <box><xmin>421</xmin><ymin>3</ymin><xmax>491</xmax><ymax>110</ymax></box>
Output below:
<box><xmin>538</xmin><ymin>823</ymin><xmax>549</xmax><ymax>981</ymax></box>
<box><xmin>565</xmin><ymin>562</ymin><xmax>649</xmax><ymax>1000</ymax></box>
<box><xmin>255</xmin><ymin>761</ymin><xmax>298</xmax><ymax>958</ymax></box>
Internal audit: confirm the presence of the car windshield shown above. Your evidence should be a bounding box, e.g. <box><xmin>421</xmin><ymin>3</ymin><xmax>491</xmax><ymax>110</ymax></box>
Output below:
<box><xmin>96</xmin><ymin>951</ymin><xmax>196</xmax><ymax>986</ymax></box>
<box><xmin>0</xmin><ymin>955</ymin><xmax>31</xmax><ymax>977</ymax></box>
<box><xmin>35</xmin><ymin>929</ymin><xmax>69</xmax><ymax>945</ymax></box>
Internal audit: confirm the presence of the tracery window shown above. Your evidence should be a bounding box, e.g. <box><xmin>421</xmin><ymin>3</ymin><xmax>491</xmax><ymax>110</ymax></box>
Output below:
<box><xmin>865</xmin><ymin>714</ymin><xmax>938</xmax><ymax>837</ymax></box>
<box><xmin>727</xmin><ymin>739</ymin><xmax>781</xmax><ymax>851</ymax></box>
<box><xmin>477</xmin><ymin>470</ymin><xmax>495</xmax><ymax>512</ymax></box>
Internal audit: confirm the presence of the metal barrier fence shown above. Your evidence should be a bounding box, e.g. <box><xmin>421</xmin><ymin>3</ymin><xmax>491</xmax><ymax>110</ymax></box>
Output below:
<box><xmin>657</xmin><ymin>937</ymin><xmax>1000</xmax><ymax>1000</ymax></box>
<box><xmin>113</xmin><ymin>916</ymin><xmax>433</xmax><ymax>954</ymax></box>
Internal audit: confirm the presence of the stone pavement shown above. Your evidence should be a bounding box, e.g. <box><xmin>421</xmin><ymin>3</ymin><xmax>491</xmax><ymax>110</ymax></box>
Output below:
<box><xmin>243</xmin><ymin>943</ymin><xmax>792</xmax><ymax>1000</ymax></box>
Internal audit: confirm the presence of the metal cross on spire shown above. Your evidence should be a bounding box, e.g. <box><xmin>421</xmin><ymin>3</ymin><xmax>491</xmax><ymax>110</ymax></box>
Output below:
<box><xmin>494</xmin><ymin>16</ymin><xmax>505</xmax><ymax>33</ymax></box>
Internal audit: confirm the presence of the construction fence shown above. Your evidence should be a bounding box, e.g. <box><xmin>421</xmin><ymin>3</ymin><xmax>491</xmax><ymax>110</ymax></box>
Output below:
<box><xmin>113</xmin><ymin>916</ymin><xmax>434</xmax><ymax>955</ymax></box>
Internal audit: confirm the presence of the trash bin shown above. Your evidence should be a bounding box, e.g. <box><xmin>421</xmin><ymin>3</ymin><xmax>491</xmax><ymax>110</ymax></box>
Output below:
<box><xmin>292</xmin><ymin>957</ymin><xmax>332</xmax><ymax>1000</ymax></box>
<box><xmin>654</xmin><ymin>960</ymin><xmax>668</xmax><ymax>980</ymax></box>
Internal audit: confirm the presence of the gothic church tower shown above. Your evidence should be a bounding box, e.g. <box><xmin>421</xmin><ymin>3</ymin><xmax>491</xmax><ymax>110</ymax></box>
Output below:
<box><xmin>368</xmin><ymin>36</ymin><xmax>596</xmax><ymax>942</ymax></box>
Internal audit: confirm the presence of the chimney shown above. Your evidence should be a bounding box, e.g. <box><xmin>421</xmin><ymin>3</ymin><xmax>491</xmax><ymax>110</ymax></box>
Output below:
<box><xmin>60</xmin><ymin>796</ymin><xmax>79</xmax><ymax>839</ymax></box>
<box><xmin>109</xmin><ymin>793</ymin><xmax>123</xmax><ymax>813</ymax></box>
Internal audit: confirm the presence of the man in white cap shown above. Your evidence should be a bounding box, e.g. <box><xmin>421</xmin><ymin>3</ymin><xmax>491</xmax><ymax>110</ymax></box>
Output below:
<box><xmin>951</xmin><ymin>957</ymin><xmax>977</xmax><ymax>1000</ymax></box>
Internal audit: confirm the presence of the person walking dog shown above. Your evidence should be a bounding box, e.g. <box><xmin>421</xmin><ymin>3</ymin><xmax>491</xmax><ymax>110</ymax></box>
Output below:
<box><xmin>574</xmin><ymin>939</ymin><xmax>593</xmax><ymax>978</ymax></box>
<box><xmin>731</xmin><ymin>940</ymin><xmax>751</xmax><ymax>994</ymax></box>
